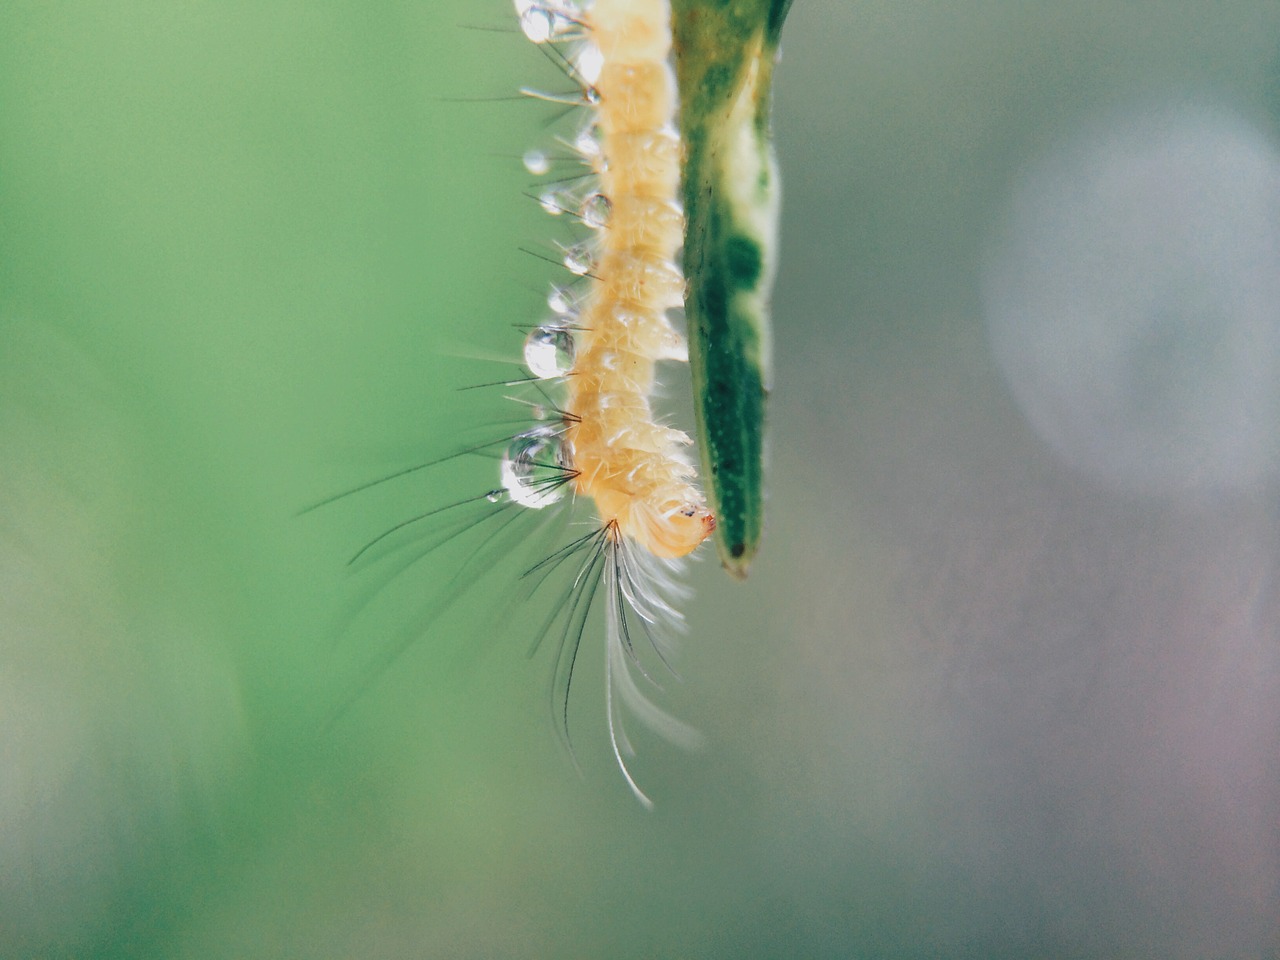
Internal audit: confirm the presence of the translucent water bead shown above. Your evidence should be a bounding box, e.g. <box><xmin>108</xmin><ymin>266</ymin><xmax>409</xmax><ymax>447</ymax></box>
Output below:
<box><xmin>547</xmin><ymin>285</ymin><xmax>577</xmax><ymax>315</ymax></box>
<box><xmin>580</xmin><ymin>193</ymin><xmax>611</xmax><ymax>230</ymax></box>
<box><xmin>513</xmin><ymin>1</ymin><xmax>581</xmax><ymax>44</ymax></box>
<box><xmin>500</xmin><ymin>427</ymin><xmax>572</xmax><ymax>508</ymax></box>
<box><xmin>562</xmin><ymin>242</ymin><xmax>593</xmax><ymax>276</ymax></box>
<box><xmin>573</xmin><ymin>127</ymin><xmax>600</xmax><ymax>161</ymax></box>
<box><xmin>522</xmin><ymin>149</ymin><xmax>550</xmax><ymax>176</ymax></box>
<box><xmin>524</xmin><ymin>323</ymin><xmax>576</xmax><ymax>379</ymax></box>
<box><xmin>540</xmin><ymin>190</ymin><xmax>565</xmax><ymax>216</ymax></box>
<box><xmin>575</xmin><ymin>43</ymin><xmax>603</xmax><ymax>86</ymax></box>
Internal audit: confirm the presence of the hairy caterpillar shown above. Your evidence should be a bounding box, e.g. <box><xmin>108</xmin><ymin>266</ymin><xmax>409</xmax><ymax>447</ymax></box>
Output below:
<box><xmin>508</xmin><ymin>0</ymin><xmax>715</xmax><ymax>805</ymax></box>
<box><xmin>316</xmin><ymin>0</ymin><xmax>789</xmax><ymax>806</ymax></box>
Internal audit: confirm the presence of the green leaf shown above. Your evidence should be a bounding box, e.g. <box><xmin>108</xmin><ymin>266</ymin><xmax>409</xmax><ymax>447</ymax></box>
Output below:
<box><xmin>672</xmin><ymin>0</ymin><xmax>792</xmax><ymax>577</ymax></box>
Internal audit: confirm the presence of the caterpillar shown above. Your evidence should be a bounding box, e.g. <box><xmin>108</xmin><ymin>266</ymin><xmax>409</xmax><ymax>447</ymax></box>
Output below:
<box><xmin>518</xmin><ymin>0</ymin><xmax>718</xmax><ymax>561</ymax></box>
<box><xmin>511</xmin><ymin>0</ymin><xmax>715</xmax><ymax>806</ymax></box>
<box><xmin>316</xmin><ymin>0</ymin><xmax>790</xmax><ymax>806</ymax></box>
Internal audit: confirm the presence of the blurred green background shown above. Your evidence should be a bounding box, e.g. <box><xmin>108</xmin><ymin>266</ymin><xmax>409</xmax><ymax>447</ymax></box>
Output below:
<box><xmin>3</xmin><ymin>2</ymin><xmax>1280</xmax><ymax>957</ymax></box>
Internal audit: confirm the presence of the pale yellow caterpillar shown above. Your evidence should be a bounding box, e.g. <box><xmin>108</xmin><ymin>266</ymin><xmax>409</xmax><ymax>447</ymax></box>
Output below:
<box><xmin>309</xmin><ymin>0</ymin><xmax>715</xmax><ymax>807</ymax></box>
<box><xmin>506</xmin><ymin>0</ymin><xmax>714</xmax><ymax>803</ymax></box>
<box><xmin>312</xmin><ymin>0</ymin><xmax>791</xmax><ymax>806</ymax></box>
<box><xmin>550</xmin><ymin>1</ymin><xmax>716</xmax><ymax>558</ymax></box>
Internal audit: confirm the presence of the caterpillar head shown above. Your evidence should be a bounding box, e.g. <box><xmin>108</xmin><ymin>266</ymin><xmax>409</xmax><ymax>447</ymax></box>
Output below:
<box><xmin>630</xmin><ymin>500</ymin><xmax>716</xmax><ymax>560</ymax></box>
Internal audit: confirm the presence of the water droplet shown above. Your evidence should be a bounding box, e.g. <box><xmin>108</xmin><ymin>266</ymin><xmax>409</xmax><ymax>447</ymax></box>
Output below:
<box><xmin>539</xmin><ymin>191</ymin><xmax>564</xmax><ymax>215</ymax></box>
<box><xmin>575</xmin><ymin>43</ymin><xmax>604</xmax><ymax>86</ymax></box>
<box><xmin>501</xmin><ymin>427</ymin><xmax>572</xmax><ymax>509</ymax></box>
<box><xmin>583</xmin><ymin>87</ymin><xmax>601</xmax><ymax>107</ymax></box>
<box><xmin>580</xmin><ymin>193</ymin><xmax>611</xmax><ymax>229</ymax></box>
<box><xmin>514</xmin><ymin>0</ymin><xmax>582</xmax><ymax>42</ymax></box>
<box><xmin>563</xmin><ymin>242</ymin><xmax>593</xmax><ymax>275</ymax></box>
<box><xmin>486</xmin><ymin>490</ymin><xmax>503</xmax><ymax>503</ymax></box>
<box><xmin>523</xmin><ymin>149</ymin><xmax>550</xmax><ymax>176</ymax></box>
<box><xmin>518</xmin><ymin>6</ymin><xmax>554</xmax><ymax>43</ymax></box>
<box><xmin>524</xmin><ymin>324</ymin><xmax>576</xmax><ymax>379</ymax></box>
<box><xmin>547</xmin><ymin>286</ymin><xmax>576</xmax><ymax>315</ymax></box>
<box><xmin>574</xmin><ymin>128</ymin><xmax>600</xmax><ymax>159</ymax></box>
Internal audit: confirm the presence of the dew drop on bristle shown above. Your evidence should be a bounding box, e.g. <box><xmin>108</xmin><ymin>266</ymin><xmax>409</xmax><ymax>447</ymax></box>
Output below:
<box><xmin>518</xmin><ymin>6</ymin><xmax>554</xmax><ymax>43</ymax></box>
<box><xmin>563</xmin><ymin>242</ymin><xmax>593</xmax><ymax>275</ymax></box>
<box><xmin>514</xmin><ymin>0</ymin><xmax>582</xmax><ymax>43</ymax></box>
<box><xmin>574</xmin><ymin>128</ymin><xmax>600</xmax><ymax>160</ymax></box>
<box><xmin>524</xmin><ymin>324</ymin><xmax>576</xmax><ymax>379</ymax></box>
<box><xmin>575</xmin><ymin>43</ymin><xmax>604</xmax><ymax>86</ymax></box>
<box><xmin>547</xmin><ymin>285</ymin><xmax>575</xmax><ymax>315</ymax></box>
<box><xmin>501</xmin><ymin>427</ymin><xmax>572</xmax><ymax>508</ymax></box>
<box><xmin>580</xmin><ymin>193</ymin><xmax>611</xmax><ymax>229</ymax></box>
<box><xmin>540</xmin><ymin>191</ymin><xmax>564</xmax><ymax>215</ymax></box>
<box><xmin>523</xmin><ymin>149</ymin><xmax>550</xmax><ymax>176</ymax></box>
